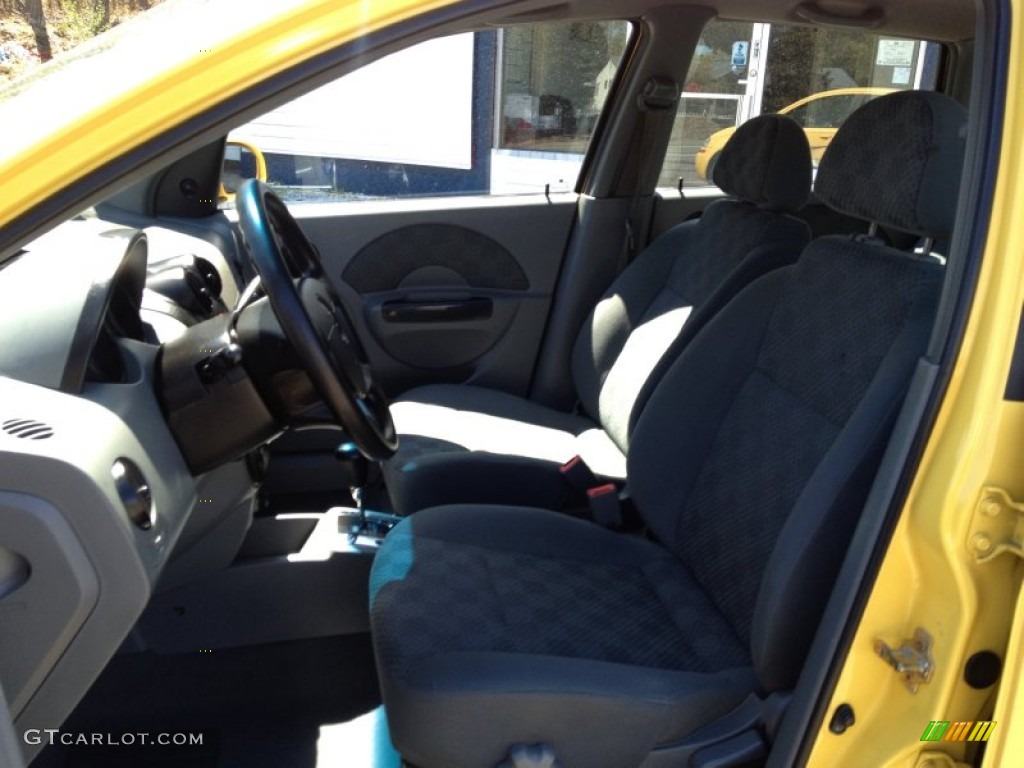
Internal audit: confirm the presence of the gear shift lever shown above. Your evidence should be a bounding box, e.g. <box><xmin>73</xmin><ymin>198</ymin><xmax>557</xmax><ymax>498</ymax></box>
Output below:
<box><xmin>336</xmin><ymin>441</ymin><xmax>368</xmax><ymax>541</ymax></box>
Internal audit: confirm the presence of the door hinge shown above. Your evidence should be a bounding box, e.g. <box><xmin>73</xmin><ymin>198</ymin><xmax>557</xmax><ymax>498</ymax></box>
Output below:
<box><xmin>873</xmin><ymin>627</ymin><xmax>934</xmax><ymax>693</ymax></box>
<box><xmin>968</xmin><ymin>486</ymin><xmax>1024</xmax><ymax>563</ymax></box>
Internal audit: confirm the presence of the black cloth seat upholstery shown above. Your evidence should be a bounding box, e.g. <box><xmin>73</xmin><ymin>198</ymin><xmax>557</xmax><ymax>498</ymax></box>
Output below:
<box><xmin>372</xmin><ymin>507</ymin><xmax>757</xmax><ymax>768</ymax></box>
<box><xmin>370</xmin><ymin>91</ymin><xmax>968</xmax><ymax>768</ymax></box>
<box><xmin>384</xmin><ymin>114</ymin><xmax>813</xmax><ymax>514</ymax></box>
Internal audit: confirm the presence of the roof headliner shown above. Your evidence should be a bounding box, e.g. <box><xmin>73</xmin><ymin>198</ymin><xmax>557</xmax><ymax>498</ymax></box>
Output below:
<box><xmin>495</xmin><ymin>0</ymin><xmax>977</xmax><ymax>43</ymax></box>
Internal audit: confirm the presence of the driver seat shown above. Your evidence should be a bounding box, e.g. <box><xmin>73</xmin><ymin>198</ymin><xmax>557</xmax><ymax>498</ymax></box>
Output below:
<box><xmin>383</xmin><ymin>114</ymin><xmax>813</xmax><ymax>514</ymax></box>
<box><xmin>369</xmin><ymin>91</ymin><xmax>967</xmax><ymax>767</ymax></box>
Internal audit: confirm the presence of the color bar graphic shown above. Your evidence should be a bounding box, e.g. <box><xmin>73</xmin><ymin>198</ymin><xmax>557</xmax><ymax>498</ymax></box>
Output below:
<box><xmin>920</xmin><ymin>720</ymin><xmax>996</xmax><ymax>742</ymax></box>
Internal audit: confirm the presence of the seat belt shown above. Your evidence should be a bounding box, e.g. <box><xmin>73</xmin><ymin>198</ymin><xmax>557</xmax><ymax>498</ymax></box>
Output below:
<box><xmin>623</xmin><ymin>76</ymin><xmax>680</xmax><ymax>263</ymax></box>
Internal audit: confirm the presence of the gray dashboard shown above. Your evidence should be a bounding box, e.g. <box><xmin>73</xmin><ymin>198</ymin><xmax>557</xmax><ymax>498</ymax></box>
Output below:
<box><xmin>0</xmin><ymin>216</ymin><xmax>253</xmax><ymax>761</ymax></box>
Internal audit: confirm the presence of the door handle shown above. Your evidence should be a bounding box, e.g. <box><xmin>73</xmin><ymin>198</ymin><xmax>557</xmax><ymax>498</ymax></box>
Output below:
<box><xmin>382</xmin><ymin>297</ymin><xmax>493</xmax><ymax>323</ymax></box>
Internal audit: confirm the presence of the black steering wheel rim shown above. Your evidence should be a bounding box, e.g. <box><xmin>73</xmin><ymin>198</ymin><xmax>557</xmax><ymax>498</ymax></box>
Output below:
<box><xmin>236</xmin><ymin>179</ymin><xmax>397</xmax><ymax>459</ymax></box>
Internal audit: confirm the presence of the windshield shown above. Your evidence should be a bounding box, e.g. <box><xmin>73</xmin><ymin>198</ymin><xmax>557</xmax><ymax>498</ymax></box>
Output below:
<box><xmin>0</xmin><ymin>0</ymin><xmax>307</xmax><ymax>166</ymax></box>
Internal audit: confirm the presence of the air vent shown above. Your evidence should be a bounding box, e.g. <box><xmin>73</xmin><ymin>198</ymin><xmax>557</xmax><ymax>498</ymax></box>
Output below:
<box><xmin>2</xmin><ymin>418</ymin><xmax>54</xmax><ymax>440</ymax></box>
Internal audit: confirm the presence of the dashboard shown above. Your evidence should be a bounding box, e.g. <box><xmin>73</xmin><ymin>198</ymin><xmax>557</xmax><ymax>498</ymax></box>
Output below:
<box><xmin>0</xmin><ymin>214</ymin><xmax>266</xmax><ymax>759</ymax></box>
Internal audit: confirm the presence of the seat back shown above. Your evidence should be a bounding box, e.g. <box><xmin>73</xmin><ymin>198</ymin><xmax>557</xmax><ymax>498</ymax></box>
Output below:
<box><xmin>571</xmin><ymin>115</ymin><xmax>813</xmax><ymax>453</ymax></box>
<box><xmin>627</xmin><ymin>90</ymin><xmax>968</xmax><ymax>690</ymax></box>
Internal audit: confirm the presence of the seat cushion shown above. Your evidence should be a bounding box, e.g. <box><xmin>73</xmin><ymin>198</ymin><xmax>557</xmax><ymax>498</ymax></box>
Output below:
<box><xmin>384</xmin><ymin>383</ymin><xmax>626</xmax><ymax>514</ymax></box>
<box><xmin>571</xmin><ymin>198</ymin><xmax>810</xmax><ymax>453</ymax></box>
<box><xmin>371</xmin><ymin>505</ymin><xmax>756</xmax><ymax>768</ymax></box>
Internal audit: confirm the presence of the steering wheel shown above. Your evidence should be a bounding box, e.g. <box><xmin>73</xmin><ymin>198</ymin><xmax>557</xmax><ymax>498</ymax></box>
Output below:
<box><xmin>235</xmin><ymin>180</ymin><xmax>398</xmax><ymax>460</ymax></box>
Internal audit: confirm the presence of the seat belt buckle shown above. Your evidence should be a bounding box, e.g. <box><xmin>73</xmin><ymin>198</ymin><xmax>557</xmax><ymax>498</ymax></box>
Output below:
<box><xmin>559</xmin><ymin>455</ymin><xmax>598</xmax><ymax>493</ymax></box>
<box><xmin>587</xmin><ymin>483</ymin><xmax>622</xmax><ymax>529</ymax></box>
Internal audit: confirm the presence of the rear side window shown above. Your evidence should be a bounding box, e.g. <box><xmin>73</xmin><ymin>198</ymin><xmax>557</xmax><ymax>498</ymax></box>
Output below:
<box><xmin>222</xmin><ymin>21</ymin><xmax>632</xmax><ymax>205</ymax></box>
<box><xmin>659</xmin><ymin>21</ymin><xmax>940</xmax><ymax>189</ymax></box>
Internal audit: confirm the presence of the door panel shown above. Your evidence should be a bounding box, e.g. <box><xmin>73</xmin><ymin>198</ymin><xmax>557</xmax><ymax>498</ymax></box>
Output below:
<box><xmin>259</xmin><ymin>196</ymin><xmax>576</xmax><ymax>502</ymax></box>
<box><xmin>292</xmin><ymin>194</ymin><xmax>578</xmax><ymax>397</ymax></box>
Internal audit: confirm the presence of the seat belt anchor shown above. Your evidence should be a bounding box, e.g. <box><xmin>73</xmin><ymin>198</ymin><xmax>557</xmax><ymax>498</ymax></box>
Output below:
<box><xmin>637</xmin><ymin>75</ymin><xmax>680</xmax><ymax>111</ymax></box>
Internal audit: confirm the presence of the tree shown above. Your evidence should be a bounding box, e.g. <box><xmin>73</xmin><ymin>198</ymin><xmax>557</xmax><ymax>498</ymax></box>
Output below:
<box><xmin>96</xmin><ymin>0</ymin><xmax>111</xmax><ymax>29</ymax></box>
<box><xmin>762</xmin><ymin>26</ymin><xmax>879</xmax><ymax>112</ymax></box>
<box><xmin>813</xmin><ymin>28</ymin><xmax>877</xmax><ymax>89</ymax></box>
<box><xmin>698</xmin><ymin>20</ymin><xmax>755</xmax><ymax>58</ymax></box>
<box><xmin>685</xmin><ymin>21</ymin><xmax>754</xmax><ymax>94</ymax></box>
<box><xmin>19</xmin><ymin>0</ymin><xmax>52</xmax><ymax>61</ymax></box>
<box><xmin>762</xmin><ymin>26</ymin><xmax>815</xmax><ymax>112</ymax></box>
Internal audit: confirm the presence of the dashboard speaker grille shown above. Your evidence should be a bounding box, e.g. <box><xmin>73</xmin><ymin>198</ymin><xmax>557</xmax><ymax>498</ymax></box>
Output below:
<box><xmin>2</xmin><ymin>418</ymin><xmax>54</xmax><ymax>440</ymax></box>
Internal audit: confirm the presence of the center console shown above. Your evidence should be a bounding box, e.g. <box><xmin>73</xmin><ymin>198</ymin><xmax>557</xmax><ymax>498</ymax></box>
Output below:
<box><xmin>131</xmin><ymin>454</ymin><xmax>401</xmax><ymax>655</ymax></box>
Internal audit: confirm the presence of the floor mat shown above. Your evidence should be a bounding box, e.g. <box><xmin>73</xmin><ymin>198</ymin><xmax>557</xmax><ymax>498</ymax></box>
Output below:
<box><xmin>32</xmin><ymin>634</ymin><xmax>382</xmax><ymax>768</ymax></box>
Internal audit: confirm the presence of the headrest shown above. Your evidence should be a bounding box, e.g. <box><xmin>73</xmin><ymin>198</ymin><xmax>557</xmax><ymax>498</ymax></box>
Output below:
<box><xmin>712</xmin><ymin>114</ymin><xmax>812</xmax><ymax>212</ymax></box>
<box><xmin>815</xmin><ymin>90</ymin><xmax>968</xmax><ymax>238</ymax></box>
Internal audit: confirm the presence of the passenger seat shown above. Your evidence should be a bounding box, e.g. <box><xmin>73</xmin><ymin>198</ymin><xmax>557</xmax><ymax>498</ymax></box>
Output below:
<box><xmin>383</xmin><ymin>114</ymin><xmax>813</xmax><ymax>515</ymax></box>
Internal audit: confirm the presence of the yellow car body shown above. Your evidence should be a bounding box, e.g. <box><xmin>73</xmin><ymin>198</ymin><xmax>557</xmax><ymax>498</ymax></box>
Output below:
<box><xmin>0</xmin><ymin>0</ymin><xmax>457</xmax><ymax>241</ymax></box>
<box><xmin>694</xmin><ymin>86</ymin><xmax>896</xmax><ymax>181</ymax></box>
<box><xmin>2</xmin><ymin>2</ymin><xmax>1024</xmax><ymax>767</ymax></box>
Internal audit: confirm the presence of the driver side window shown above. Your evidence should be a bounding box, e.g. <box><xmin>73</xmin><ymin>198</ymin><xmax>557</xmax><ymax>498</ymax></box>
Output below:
<box><xmin>221</xmin><ymin>21</ymin><xmax>632</xmax><ymax>206</ymax></box>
